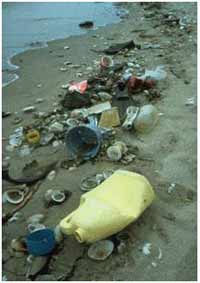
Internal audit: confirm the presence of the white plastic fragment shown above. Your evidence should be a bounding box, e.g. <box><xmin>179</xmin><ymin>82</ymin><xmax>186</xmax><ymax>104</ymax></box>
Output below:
<box><xmin>139</xmin><ymin>65</ymin><xmax>167</xmax><ymax>81</ymax></box>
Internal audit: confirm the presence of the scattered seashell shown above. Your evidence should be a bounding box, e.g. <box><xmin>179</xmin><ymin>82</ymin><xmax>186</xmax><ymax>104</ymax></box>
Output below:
<box><xmin>88</xmin><ymin>240</ymin><xmax>114</xmax><ymax>261</ymax></box>
<box><xmin>23</xmin><ymin>106</ymin><xmax>36</xmax><ymax>113</ymax></box>
<box><xmin>10</xmin><ymin>239</ymin><xmax>27</xmax><ymax>252</ymax></box>
<box><xmin>47</xmin><ymin>170</ymin><xmax>56</xmax><ymax>181</ymax></box>
<box><xmin>4</xmin><ymin>189</ymin><xmax>24</xmax><ymax>205</ymax></box>
<box><xmin>142</xmin><ymin>242</ymin><xmax>152</xmax><ymax>255</ymax></box>
<box><xmin>54</xmin><ymin>224</ymin><xmax>64</xmax><ymax>243</ymax></box>
<box><xmin>51</xmin><ymin>190</ymin><xmax>66</xmax><ymax>203</ymax></box>
<box><xmin>64</xmin><ymin>46</ymin><xmax>70</xmax><ymax>50</ymax></box>
<box><xmin>68</xmin><ymin>166</ymin><xmax>77</xmax><ymax>171</ymax></box>
<box><xmin>60</xmin><ymin>67</ymin><xmax>67</xmax><ymax>72</ymax></box>
<box><xmin>80</xmin><ymin>176</ymin><xmax>98</xmax><ymax>192</ymax></box>
<box><xmin>63</xmin><ymin>61</ymin><xmax>72</xmax><ymax>66</ymax></box>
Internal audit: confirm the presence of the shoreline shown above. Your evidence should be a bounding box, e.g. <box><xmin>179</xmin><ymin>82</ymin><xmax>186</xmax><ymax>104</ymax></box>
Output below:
<box><xmin>2</xmin><ymin>2</ymin><xmax>197</xmax><ymax>281</ymax></box>
<box><xmin>3</xmin><ymin>3</ymin><xmax>125</xmax><ymax>87</ymax></box>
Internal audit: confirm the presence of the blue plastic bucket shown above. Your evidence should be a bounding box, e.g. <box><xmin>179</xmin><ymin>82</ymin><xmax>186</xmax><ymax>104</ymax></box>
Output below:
<box><xmin>26</xmin><ymin>228</ymin><xmax>56</xmax><ymax>256</ymax></box>
<box><xmin>65</xmin><ymin>125</ymin><xmax>102</xmax><ymax>160</ymax></box>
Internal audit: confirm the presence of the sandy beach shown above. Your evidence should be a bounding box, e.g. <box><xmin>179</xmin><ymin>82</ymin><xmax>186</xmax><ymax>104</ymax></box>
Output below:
<box><xmin>2</xmin><ymin>2</ymin><xmax>197</xmax><ymax>281</ymax></box>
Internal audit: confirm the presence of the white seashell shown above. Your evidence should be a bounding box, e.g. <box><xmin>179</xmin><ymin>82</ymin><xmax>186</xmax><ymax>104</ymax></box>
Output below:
<box><xmin>54</xmin><ymin>225</ymin><xmax>64</xmax><ymax>243</ymax></box>
<box><xmin>88</xmin><ymin>240</ymin><xmax>114</xmax><ymax>261</ymax></box>
<box><xmin>35</xmin><ymin>98</ymin><xmax>44</xmax><ymax>104</ymax></box>
<box><xmin>60</xmin><ymin>67</ymin><xmax>67</xmax><ymax>72</ymax></box>
<box><xmin>4</xmin><ymin>189</ymin><xmax>24</xmax><ymax>205</ymax></box>
<box><xmin>64</xmin><ymin>46</ymin><xmax>70</xmax><ymax>50</ymax></box>
<box><xmin>61</xmin><ymin>84</ymin><xmax>69</xmax><ymax>89</ymax></box>
<box><xmin>51</xmin><ymin>190</ymin><xmax>65</xmax><ymax>203</ymax></box>
<box><xmin>47</xmin><ymin>170</ymin><xmax>56</xmax><ymax>181</ymax></box>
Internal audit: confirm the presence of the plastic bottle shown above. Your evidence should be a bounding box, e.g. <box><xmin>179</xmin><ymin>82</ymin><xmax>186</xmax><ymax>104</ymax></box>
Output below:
<box><xmin>60</xmin><ymin>170</ymin><xmax>155</xmax><ymax>243</ymax></box>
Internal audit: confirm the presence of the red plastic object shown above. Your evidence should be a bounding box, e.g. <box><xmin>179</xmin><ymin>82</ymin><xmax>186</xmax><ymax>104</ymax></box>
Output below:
<box><xmin>69</xmin><ymin>80</ymin><xmax>88</xmax><ymax>94</ymax></box>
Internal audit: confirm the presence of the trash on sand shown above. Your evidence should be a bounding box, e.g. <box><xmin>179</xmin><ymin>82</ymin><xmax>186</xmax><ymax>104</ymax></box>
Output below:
<box><xmin>88</xmin><ymin>101</ymin><xmax>111</xmax><ymax>115</ymax></box>
<box><xmin>9</xmin><ymin>127</ymin><xmax>23</xmax><ymax>147</ymax></box>
<box><xmin>106</xmin><ymin>141</ymin><xmax>128</xmax><ymax>161</ymax></box>
<box><xmin>87</xmin><ymin>240</ymin><xmax>114</xmax><ymax>261</ymax></box>
<box><xmin>26</xmin><ymin>228</ymin><xmax>56</xmax><ymax>256</ymax></box>
<box><xmin>60</xmin><ymin>170</ymin><xmax>155</xmax><ymax>243</ymax></box>
<box><xmin>142</xmin><ymin>242</ymin><xmax>152</xmax><ymax>255</ymax></box>
<box><xmin>69</xmin><ymin>80</ymin><xmax>88</xmax><ymax>94</ymax></box>
<box><xmin>23</xmin><ymin>106</ymin><xmax>36</xmax><ymax>113</ymax></box>
<box><xmin>3</xmin><ymin>189</ymin><xmax>25</xmax><ymax>205</ymax></box>
<box><xmin>122</xmin><ymin>106</ymin><xmax>140</xmax><ymax>130</ymax></box>
<box><xmin>65</xmin><ymin>122</ymin><xmax>102</xmax><ymax>160</ymax></box>
<box><xmin>97</xmin><ymin>91</ymin><xmax>112</xmax><ymax>101</ymax></box>
<box><xmin>103</xmin><ymin>40</ymin><xmax>139</xmax><ymax>55</ymax></box>
<box><xmin>26</xmin><ymin>129</ymin><xmax>40</xmax><ymax>144</ymax></box>
<box><xmin>28</xmin><ymin>223</ymin><xmax>46</xmax><ymax>234</ymax></box>
<box><xmin>100</xmin><ymin>56</ymin><xmax>114</xmax><ymax>69</ymax></box>
<box><xmin>19</xmin><ymin>145</ymin><xmax>31</xmax><ymax>157</ymax></box>
<box><xmin>49</xmin><ymin>122</ymin><xmax>64</xmax><ymax>133</ymax></box>
<box><xmin>61</xmin><ymin>91</ymin><xmax>91</xmax><ymax>109</ymax></box>
<box><xmin>40</xmin><ymin>132</ymin><xmax>54</xmax><ymax>145</ymax></box>
<box><xmin>79</xmin><ymin>21</ymin><xmax>94</xmax><ymax>28</ymax></box>
<box><xmin>10</xmin><ymin>238</ymin><xmax>27</xmax><ymax>252</ymax></box>
<box><xmin>139</xmin><ymin>65</ymin><xmax>167</xmax><ymax>81</ymax></box>
<box><xmin>134</xmin><ymin>104</ymin><xmax>158</xmax><ymax>133</ymax></box>
<box><xmin>99</xmin><ymin>107</ymin><xmax>120</xmax><ymax>128</ymax></box>
<box><xmin>128</xmin><ymin>76</ymin><xmax>155</xmax><ymax>94</ymax></box>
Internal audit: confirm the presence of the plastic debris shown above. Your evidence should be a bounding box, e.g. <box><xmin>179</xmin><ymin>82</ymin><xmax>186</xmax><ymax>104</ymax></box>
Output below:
<box><xmin>87</xmin><ymin>240</ymin><xmax>114</xmax><ymax>261</ymax></box>
<box><xmin>60</xmin><ymin>170</ymin><xmax>155</xmax><ymax>243</ymax></box>
<box><xmin>26</xmin><ymin>129</ymin><xmax>40</xmax><ymax>144</ymax></box>
<box><xmin>139</xmin><ymin>65</ymin><xmax>167</xmax><ymax>81</ymax></box>
<box><xmin>88</xmin><ymin>101</ymin><xmax>111</xmax><ymax>115</ymax></box>
<box><xmin>9</xmin><ymin>127</ymin><xmax>23</xmax><ymax>147</ymax></box>
<box><xmin>142</xmin><ymin>242</ymin><xmax>152</xmax><ymax>255</ymax></box>
<box><xmin>122</xmin><ymin>106</ymin><xmax>140</xmax><ymax>130</ymax></box>
<box><xmin>99</xmin><ymin>107</ymin><xmax>120</xmax><ymax>128</ymax></box>
<box><xmin>69</xmin><ymin>80</ymin><xmax>88</xmax><ymax>94</ymax></box>
<box><xmin>106</xmin><ymin>141</ymin><xmax>128</xmax><ymax>161</ymax></box>
<box><xmin>134</xmin><ymin>104</ymin><xmax>159</xmax><ymax>133</ymax></box>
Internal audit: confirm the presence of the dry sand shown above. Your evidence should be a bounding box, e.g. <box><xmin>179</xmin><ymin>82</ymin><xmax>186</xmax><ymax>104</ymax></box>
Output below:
<box><xmin>2</xmin><ymin>2</ymin><xmax>197</xmax><ymax>281</ymax></box>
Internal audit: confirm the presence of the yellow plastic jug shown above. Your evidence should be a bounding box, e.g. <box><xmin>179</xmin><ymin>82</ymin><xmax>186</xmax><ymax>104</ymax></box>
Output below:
<box><xmin>60</xmin><ymin>170</ymin><xmax>155</xmax><ymax>243</ymax></box>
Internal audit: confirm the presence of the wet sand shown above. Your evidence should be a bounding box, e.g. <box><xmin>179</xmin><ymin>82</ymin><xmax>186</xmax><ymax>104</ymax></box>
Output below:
<box><xmin>2</xmin><ymin>2</ymin><xmax>197</xmax><ymax>281</ymax></box>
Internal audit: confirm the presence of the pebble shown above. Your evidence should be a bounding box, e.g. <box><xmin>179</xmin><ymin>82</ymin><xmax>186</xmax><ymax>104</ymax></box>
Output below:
<box><xmin>23</xmin><ymin>106</ymin><xmax>36</xmax><ymax>113</ymax></box>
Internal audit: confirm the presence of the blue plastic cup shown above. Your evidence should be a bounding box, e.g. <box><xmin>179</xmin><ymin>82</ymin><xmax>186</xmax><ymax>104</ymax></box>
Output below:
<box><xmin>26</xmin><ymin>228</ymin><xmax>56</xmax><ymax>256</ymax></box>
